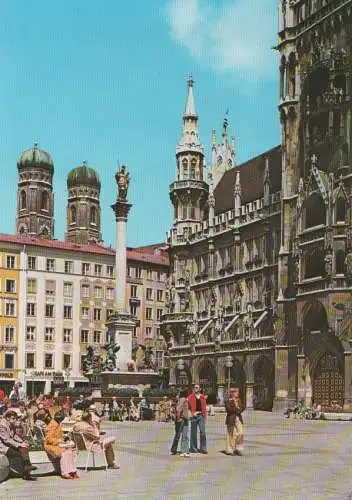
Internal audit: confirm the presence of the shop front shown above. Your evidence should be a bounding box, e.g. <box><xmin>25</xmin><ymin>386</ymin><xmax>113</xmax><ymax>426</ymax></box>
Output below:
<box><xmin>25</xmin><ymin>370</ymin><xmax>57</xmax><ymax>396</ymax></box>
<box><xmin>0</xmin><ymin>371</ymin><xmax>17</xmax><ymax>394</ymax></box>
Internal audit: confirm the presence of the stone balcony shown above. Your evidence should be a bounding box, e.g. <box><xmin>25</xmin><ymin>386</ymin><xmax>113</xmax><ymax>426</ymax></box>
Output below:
<box><xmin>161</xmin><ymin>312</ymin><xmax>194</xmax><ymax>324</ymax></box>
<box><xmin>169</xmin><ymin>335</ymin><xmax>274</xmax><ymax>357</ymax></box>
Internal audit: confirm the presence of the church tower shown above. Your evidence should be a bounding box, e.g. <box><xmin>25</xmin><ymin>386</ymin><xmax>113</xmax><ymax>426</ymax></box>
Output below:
<box><xmin>16</xmin><ymin>144</ymin><xmax>55</xmax><ymax>238</ymax></box>
<box><xmin>274</xmin><ymin>0</ymin><xmax>352</xmax><ymax>411</ymax></box>
<box><xmin>167</xmin><ymin>77</ymin><xmax>209</xmax><ymax>316</ymax></box>
<box><xmin>65</xmin><ymin>161</ymin><xmax>102</xmax><ymax>244</ymax></box>
<box><xmin>170</xmin><ymin>77</ymin><xmax>208</xmax><ymax>236</ymax></box>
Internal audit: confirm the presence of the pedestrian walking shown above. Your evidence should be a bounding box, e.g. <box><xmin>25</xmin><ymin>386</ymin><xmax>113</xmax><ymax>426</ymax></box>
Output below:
<box><xmin>188</xmin><ymin>384</ymin><xmax>208</xmax><ymax>454</ymax></box>
<box><xmin>170</xmin><ymin>390</ymin><xmax>190</xmax><ymax>457</ymax></box>
<box><xmin>225</xmin><ymin>387</ymin><xmax>244</xmax><ymax>456</ymax></box>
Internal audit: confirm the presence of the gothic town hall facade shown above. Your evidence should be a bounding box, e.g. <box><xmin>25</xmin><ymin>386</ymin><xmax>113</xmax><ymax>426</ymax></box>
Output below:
<box><xmin>162</xmin><ymin>0</ymin><xmax>352</xmax><ymax>411</ymax></box>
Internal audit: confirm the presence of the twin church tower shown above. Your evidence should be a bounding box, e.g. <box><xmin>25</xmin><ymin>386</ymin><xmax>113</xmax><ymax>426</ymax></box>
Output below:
<box><xmin>16</xmin><ymin>145</ymin><xmax>102</xmax><ymax>244</ymax></box>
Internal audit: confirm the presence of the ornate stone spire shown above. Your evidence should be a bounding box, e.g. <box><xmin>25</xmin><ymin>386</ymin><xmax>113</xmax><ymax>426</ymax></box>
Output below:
<box><xmin>184</xmin><ymin>76</ymin><xmax>197</xmax><ymax>117</ymax></box>
<box><xmin>176</xmin><ymin>77</ymin><xmax>204</xmax><ymax>156</ymax></box>
<box><xmin>234</xmin><ymin>168</ymin><xmax>242</xmax><ymax>218</ymax></box>
<box><xmin>211</xmin><ymin>112</ymin><xmax>236</xmax><ymax>188</ymax></box>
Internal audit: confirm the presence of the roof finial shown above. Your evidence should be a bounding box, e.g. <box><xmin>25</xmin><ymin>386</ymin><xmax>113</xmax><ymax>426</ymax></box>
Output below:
<box><xmin>82</xmin><ymin>160</ymin><xmax>87</xmax><ymax>166</ymax></box>
<box><xmin>184</xmin><ymin>75</ymin><xmax>197</xmax><ymax>117</ymax></box>
<box><xmin>34</xmin><ymin>141</ymin><xmax>38</xmax><ymax>148</ymax></box>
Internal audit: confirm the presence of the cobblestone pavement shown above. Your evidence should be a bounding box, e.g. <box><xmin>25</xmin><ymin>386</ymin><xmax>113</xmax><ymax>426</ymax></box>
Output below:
<box><xmin>1</xmin><ymin>411</ymin><xmax>351</xmax><ymax>500</ymax></box>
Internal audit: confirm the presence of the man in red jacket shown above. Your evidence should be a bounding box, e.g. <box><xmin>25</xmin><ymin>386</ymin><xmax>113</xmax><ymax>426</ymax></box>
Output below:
<box><xmin>187</xmin><ymin>384</ymin><xmax>208</xmax><ymax>454</ymax></box>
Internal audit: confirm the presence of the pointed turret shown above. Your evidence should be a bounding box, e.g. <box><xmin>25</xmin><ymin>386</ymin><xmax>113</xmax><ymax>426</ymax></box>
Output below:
<box><xmin>169</xmin><ymin>78</ymin><xmax>209</xmax><ymax>244</ymax></box>
<box><xmin>176</xmin><ymin>77</ymin><xmax>204</xmax><ymax>157</ymax></box>
<box><xmin>211</xmin><ymin>113</ymin><xmax>236</xmax><ymax>189</ymax></box>
<box><xmin>234</xmin><ymin>168</ymin><xmax>242</xmax><ymax>218</ymax></box>
<box><xmin>263</xmin><ymin>156</ymin><xmax>271</xmax><ymax>207</ymax></box>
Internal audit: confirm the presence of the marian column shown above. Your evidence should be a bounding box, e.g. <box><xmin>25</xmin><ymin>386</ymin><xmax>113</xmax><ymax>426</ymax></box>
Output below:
<box><xmin>107</xmin><ymin>165</ymin><xmax>136</xmax><ymax>370</ymax></box>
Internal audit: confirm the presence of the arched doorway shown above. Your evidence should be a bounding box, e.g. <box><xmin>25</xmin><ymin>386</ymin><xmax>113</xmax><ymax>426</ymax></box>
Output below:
<box><xmin>253</xmin><ymin>356</ymin><xmax>274</xmax><ymax>410</ymax></box>
<box><xmin>302</xmin><ymin>301</ymin><xmax>345</xmax><ymax>407</ymax></box>
<box><xmin>198</xmin><ymin>359</ymin><xmax>217</xmax><ymax>404</ymax></box>
<box><xmin>226</xmin><ymin>359</ymin><xmax>245</xmax><ymax>404</ymax></box>
<box><xmin>313</xmin><ymin>352</ymin><xmax>344</xmax><ymax>407</ymax></box>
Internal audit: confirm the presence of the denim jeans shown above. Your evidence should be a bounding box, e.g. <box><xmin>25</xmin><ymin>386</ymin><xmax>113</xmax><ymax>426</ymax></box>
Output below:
<box><xmin>190</xmin><ymin>414</ymin><xmax>207</xmax><ymax>452</ymax></box>
<box><xmin>171</xmin><ymin>419</ymin><xmax>189</xmax><ymax>453</ymax></box>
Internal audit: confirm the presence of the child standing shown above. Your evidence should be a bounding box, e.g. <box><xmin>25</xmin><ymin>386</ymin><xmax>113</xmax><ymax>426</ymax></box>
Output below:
<box><xmin>60</xmin><ymin>433</ymin><xmax>79</xmax><ymax>479</ymax></box>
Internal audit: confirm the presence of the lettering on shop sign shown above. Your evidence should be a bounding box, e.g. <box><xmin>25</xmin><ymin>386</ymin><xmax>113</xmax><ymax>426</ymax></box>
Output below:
<box><xmin>0</xmin><ymin>372</ymin><xmax>14</xmax><ymax>379</ymax></box>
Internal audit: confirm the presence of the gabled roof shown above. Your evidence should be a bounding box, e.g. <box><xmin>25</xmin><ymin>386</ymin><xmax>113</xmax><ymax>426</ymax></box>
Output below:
<box><xmin>0</xmin><ymin>233</ymin><xmax>169</xmax><ymax>267</ymax></box>
<box><xmin>214</xmin><ymin>145</ymin><xmax>282</xmax><ymax>214</ymax></box>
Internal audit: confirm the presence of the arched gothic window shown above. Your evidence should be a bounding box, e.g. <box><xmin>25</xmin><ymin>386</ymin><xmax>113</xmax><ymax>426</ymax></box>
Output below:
<box><xmin>336</xmin><ymin>197</ymin><xmax>346</xmax><ymax>222</ymax></box>
<box><xmin>70</xmin><ymin>205</ymin><xmax>76</xmax><ymax>224</ymax></box>
<box><xmin>90</xmin><ymin>206</ymin><xmax>97</xmax><ymax>224</ymax></box>
<box><xmin>190</xmin><ymin>159</ymin><xmax>196</xmax><ymax>179</ymax></box>
<box><xmin>335</xmin><ymin>249</ymin><xmax>345</xmax><ymax>274</ymax></box>
<box><xmin>287</xmin><ymin>53</ymin><xmax>296</xmax><ymax>99</ymax></box>
<box><xmin>182</xmin><ymin>159</ymin><xmax>189</xmax><ymax>180</ymax></box>
<box><xmin>305</xmin><ymin>193</ymin><xmax>326</xmax><ymax>228</ymax></box>
<box><xmin>41</xmin><ymin>191</ymin><xmax>49</xmax><ymax>211</ymax></box>
<box><xmin>304</xmin><ymin>248</ymin><xmax>325</xmax><ymax>279</ymax></box>
<box><xmin>20</xmin><ymin>190</ymin><xmax>26</xmax><ymax>210</ymax></box>
<box><xmin>280</xmin><ymin>56</ymin><xmax>286</xmax><ymax>99</ymax></box>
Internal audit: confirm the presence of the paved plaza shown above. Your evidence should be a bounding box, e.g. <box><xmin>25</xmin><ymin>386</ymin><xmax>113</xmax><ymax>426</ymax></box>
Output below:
<box><xmin>1</xmin><ymin>411</ymin><xmax>351</xmax><ymax>500</ymax></box>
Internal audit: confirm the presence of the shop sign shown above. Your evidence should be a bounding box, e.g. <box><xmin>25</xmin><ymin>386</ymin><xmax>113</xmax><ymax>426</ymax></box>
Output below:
<box><xmin>29</xmin><ymin>370</ymin><xmax>55</xmax><ymax>377</ymax></box>
<box><xmin>0</xmin><ymin>372</ymin><xmax>14</xmax><ymax>379</ymax></box>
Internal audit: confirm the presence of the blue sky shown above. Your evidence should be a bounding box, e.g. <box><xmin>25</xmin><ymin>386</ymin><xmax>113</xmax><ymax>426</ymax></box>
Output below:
<box><xmin>0</xmin><ymin>0</ymin><xmax>279</xmax><ymax>247</ymax></box>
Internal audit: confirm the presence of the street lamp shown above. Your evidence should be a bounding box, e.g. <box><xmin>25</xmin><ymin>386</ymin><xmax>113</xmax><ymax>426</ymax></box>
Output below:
<box><xmin>225</xmin><ymin>355</ymin><xmax>233</xmax><ymax>395</ymax></box>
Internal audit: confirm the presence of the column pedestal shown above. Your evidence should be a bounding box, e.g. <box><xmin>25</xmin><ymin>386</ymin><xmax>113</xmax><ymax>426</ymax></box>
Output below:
<box><xmin>106</xmin><ymin>312</ymin><xmax>135</xmax><ymax>371</ymax></box>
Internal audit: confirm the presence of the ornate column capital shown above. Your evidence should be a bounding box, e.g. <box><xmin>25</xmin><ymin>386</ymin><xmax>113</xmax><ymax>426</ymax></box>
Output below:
<box><xmin>111</xmin><ymin>200</ymin><xmax>132</xmax><ymax>221</ymax></box>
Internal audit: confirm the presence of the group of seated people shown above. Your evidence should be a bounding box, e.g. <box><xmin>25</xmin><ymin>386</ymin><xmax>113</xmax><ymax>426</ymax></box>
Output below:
<box><xmin>107</xmin><ymin>397</ymin><xmax>141</xmax><ymax>422</ymax></box>
<box><xmin>0</xmin><ymin>389</ymin><xmax>119</xmax><ymax>482</ymax></box>
<box><xmin>284</xmin><ymin>400</ymin><xmax>323</xmax><ymax>420</ymax></box>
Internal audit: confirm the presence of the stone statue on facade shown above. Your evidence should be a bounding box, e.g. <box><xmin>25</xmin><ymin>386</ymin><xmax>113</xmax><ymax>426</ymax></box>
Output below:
<box><xmin>324</xmin><ymin>247</ymin><xmax>333</xmax><ymax>278</ymax></box>
<box><xmin>209</xmin><ymin>288</ymin><xmax>216</xmax><ymax>316</ymax></box>
<box><xmin>345</xmin><ymin>251</ymin><xmax>352</xmax><ymax>280</ymax></box>
<box><xmin>115</xmin><ymin>165</ymin><xmax>130</xmax><ymax>201</ymax></box>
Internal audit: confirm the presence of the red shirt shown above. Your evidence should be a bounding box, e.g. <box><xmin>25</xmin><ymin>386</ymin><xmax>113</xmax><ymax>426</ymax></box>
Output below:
<box><xmin>187</xmin><ymin>393</ymin><xmax>207</xmax><ymax>419</ymax></box>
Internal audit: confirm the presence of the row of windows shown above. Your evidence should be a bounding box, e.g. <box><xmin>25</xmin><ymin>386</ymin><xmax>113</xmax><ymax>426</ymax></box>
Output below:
<box><xmin>26</xmin><ymin>303</ymin><xmax>110</xmax><ymax>321</ymax></box>
<box><xmin>19</xmin><ymin>190</ymin><xmax>49</xmax><ymax>211</ymax></box>
<box><xmin>27</xmin><ymin>257</ymin><xmax>114</xmax><ymax>277</ymax></box>
<box><xmin>25</xmin><ymin>326</ymin><xmax>104</xmax><ymax>344</ymax></box>
<box><xmin>69</xmin><ymin>205</ymin><xmax>98</xmax><ymax>225</ymax></box>
<box><xmin>130</xmin><ymin>285</ymin><xmax>163</xmax><ymax>301</ymax></box>
<box><xmin>127</xmin><ymin>267</ymin><xmax>166</xmax><ymax>282</ymax></box>
<box><xmin>25</xmin><ymin>352</ymin><xmax>71</xmax><ymax>370</ymax></box>
<box><xmin>130</xmin><ymin>305</ymin><xmax>163</xmax><ymax>321</ymax></box>
<box><xmin>27</xmin><ymin>279</ymin><xmax>115</xmax><ymax>300</ymax></box>
<box><xmin>27</xmin><ymin>256</ymin><xmax>166</xmax><ymax>282</ymax></box>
